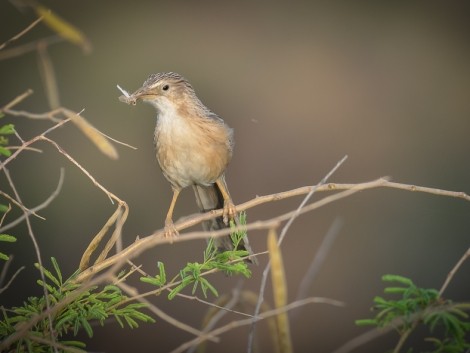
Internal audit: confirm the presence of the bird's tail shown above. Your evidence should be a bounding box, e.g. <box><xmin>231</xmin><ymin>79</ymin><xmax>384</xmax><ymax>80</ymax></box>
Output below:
<box><xmin>192</xmin><ymin>181</ymin><xmax>257</xmax><ymax>264</ymax></box>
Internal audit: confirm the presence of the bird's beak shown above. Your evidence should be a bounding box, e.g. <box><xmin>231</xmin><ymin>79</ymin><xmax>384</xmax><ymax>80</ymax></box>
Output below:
<box><xmin>118</xmin><ymin>85</ymin><xmax>153</xmax><ymax>106</ymax></box>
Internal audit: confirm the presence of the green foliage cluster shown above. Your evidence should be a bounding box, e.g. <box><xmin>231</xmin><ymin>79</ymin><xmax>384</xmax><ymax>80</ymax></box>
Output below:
<box><xmin>356</xmin><ymin>274</ymin><xmax>470</xmax><ymax>353</ymax></box>
<box><xmin>0</xmin><ymin>258</ymin><xmax>155</xmax><ymax>352</ymax></box>
<box><xmin>141</xmin><ymin>213</ymin><xmax>252</xmax><ymax>300</ymax></box>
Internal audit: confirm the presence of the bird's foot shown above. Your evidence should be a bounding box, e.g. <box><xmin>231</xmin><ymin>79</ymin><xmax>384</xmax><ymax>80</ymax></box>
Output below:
<box><xmin>163</xmin><ymin>219</ymin><xmax>178</xmax><ymax>241</ymax></box>
<box><xmin>222</xmin><ymin>200</ymin><xmax>237</xmax><ymax>225</ymax></box>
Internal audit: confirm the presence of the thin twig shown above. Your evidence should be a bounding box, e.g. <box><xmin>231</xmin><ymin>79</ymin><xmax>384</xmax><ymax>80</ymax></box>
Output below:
<box><xmin>115</xmin><ymin>280</ymin><xmax>218</xmax><ymax>342</ymax></box>
<box><xmin>175</xmin><ymin>289</ymin><xmax>254</xmax><ymax>319</ymax></box>
<box><xmin>0</xmin><ymin>202</ymin><xmax>11</xmax><ymax>221</ymax></box>
<box><xmin>1</xmin><ymin>89</ymin><xmax>34</xmax><ymax>111</ymax></box>
<box><xmin>0</xmin><ymin>17</ymin><xmax>43</xmax><ymax>51</ymax></box>
<box><xmin>0</xmin><ymin>255</ymin><xmax>13</xmax><ymax>287</ymax></box>
<box><xmin>0</xmin><ymin>169</ymin><xmax>65</xmax><ymax>233</ymax></box>
<box><xmin>0</xmin><ymin>190</ymin><xmax>44</xmax><ymax>220</ymax></box>
<box><xmin>37</xmin><ymin>40</ymin><xmax>60</xmax><ymax>109</ymax></box>
<box><xmin>187</xmin><ymin>281</ymin><xmax>245</xmax><ymax>353</ymax></box>
<box><xmin>171</xmin><ymin>297</ymin><xmax>344</xmax><ymax>353</ymax></box>
<box><xmin>439</xmin><ymin>247</ymin><xmax>470</xmax><ymax>296</ymax></box>
<box><xmin>27</xmin><ymin>334</ymin><xmax>85</xmax><ymax>353</ymax></box>
<box><xmin>293</xmin><ymin>217</ymin><xmax>343</xmax><ymax>313</ymax></box>
<box><xmin>0</xmin><ymin>35</ymin><xmax>63</xmax><ymax>61</ymax></box>
<box><xmin>0</xmin><ymin>265</ymin><xmax>26</xmax><ymax>295</ymax></box>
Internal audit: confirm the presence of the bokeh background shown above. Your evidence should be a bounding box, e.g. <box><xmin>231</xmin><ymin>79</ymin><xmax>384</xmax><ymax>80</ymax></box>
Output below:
<box><xmin>1</xmin><ymin>1</ymin><xmax>469</xmax><ymax>352</ymax></box>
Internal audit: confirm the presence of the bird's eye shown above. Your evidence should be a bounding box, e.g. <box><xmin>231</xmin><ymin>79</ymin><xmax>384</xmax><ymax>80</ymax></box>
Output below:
<box><xmin>162</xmin><ymin>84</ymin><xmax>170</xmax><ymax>91</ymax></box>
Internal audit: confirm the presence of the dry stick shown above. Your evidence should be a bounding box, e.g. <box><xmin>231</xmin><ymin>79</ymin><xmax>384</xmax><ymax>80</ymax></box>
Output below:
<box><xmin>61</xmin><ymin>108</ymin><xmax>119</xmax><ymax>160</ymax></box>
<box><xmin>37</xmin><ymin>41</ymin><xmax>60</xmax><ymax>109</ymax></box>
<box><xmin>0</xmin><ymin>255</ymin><xmax>25</xmax><ymax>294</ymax></box>
<box><xmin>1</xmin><ymin>89</ymin><xmax>34</xmax><ymax>111</ymax></box>
<box><xmin>439</xmin><ymin>246</ymin><xmax>470</xmax><ymax>296</ymax></box>
<box><xmin>0</xmin><ymin>168</ymin><xmax>65</xmax><ymax>233</ymax></box>
<box><xmin>115</xmin><ymin>280</ymin><xmax>218</xmax><ymax>342</ymax></box>
<box><xmin>4</xmin><ymin>105</ymin><xmax>128</xmax><ymax>159</ymax></box>
<box><xmin>0</xmin><ymin>189</ymin><xmax>44</xmax><ymax>220</ymax></box>
<box><xmin>0</xmin><ymin>35</ymin><xmax>63</xmax><ymax>61</ymax></box>
<box><xmin>175</xmin><ymin>290</ymin><xmax>255</xmax><ymax>319</ymax></box>
<box><xmin>27</xmin><ymin>335</ymin><xmax>85</xmax><ymax>353</ymax></box>
<box><xmin>0</xmin><ymin>203</ymin><xmax>11</xmax><ymax>226</ymax></box>
<box><xmin>2</xmin><ymin>167</ymin><xmax>58</xmax><ymax>353</ymax></box>
<box><xmin>0</xmin><ymin>264</ymin><xmax>26</xmax><ymax>295</ymax></box>
<box><xmin>0</xmin><ymin>17</ymin><xmax>43</xmax><ymax>51</ymax></box>
<box><xmin>0</xmin><ymin>117</ymin><xmax>70</xmax><ymax>171</ymax></box>
<box><xmin>95</xmin><ymin>204</ymin><xmax>128</xmax><ymax>262</ymax></box>
<box><xmin>186</xmin><ymin>281</ymin><xmax>245</xmax><ymax>353</ymax></box>
<box><xmin>3</xmin><ymin>107</ymin><xmax>63</xmax><ymax>122</ymax></box>
<box><xmin>170</xmin><ymin>297</ymin><xmax>344</xmax><ymax>353</ymax></box>
<box><xmin>248</xmin><ymin>155</ymin><xmax>348</xmax><ymax>353</ymax></box>
<box><xmin>79</xmin><ymin>207</ymin><xmax>122</xmax><ymax>271</ymax></box>
<box><xmin>0</xmin><ymin>89</ymin><xmax>137</xmax><ymax>150</ymax></box>
<box><xmin>293</xmin><ymin>217</ymin><xmax>343</xmax><ymax>313</ymax></box>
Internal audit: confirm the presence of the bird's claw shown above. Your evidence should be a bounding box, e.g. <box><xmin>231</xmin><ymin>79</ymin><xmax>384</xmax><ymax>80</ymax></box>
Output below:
<box><xmin>222</xmin><ymin>200</ymin><xmax>237</xmax><ymax>225</ymax></box>
<box><xmin>163</xmin><ymin>219</ymin><xmax>178</xmax><ymax>241</ymax></box>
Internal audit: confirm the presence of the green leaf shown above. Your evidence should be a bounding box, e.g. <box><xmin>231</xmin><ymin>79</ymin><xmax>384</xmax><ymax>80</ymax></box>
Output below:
<box><xmin>80</xmin><ymin>317</ymin><xmax>93</xmax><ymax>337</ymax></box>
<box><xmin>168</xmin><ymin>282</ymin><xmax>188</xmax><ymax>300</ymax></box>
<box><xmin>204</xmin><ymin>238</ymin><xmax>215</xmax><ymax>261</ymax></box>
<box><xmin>35</xmin><ymin>262</ymin><xmax>61</xmax><ymax>288</ymax></box>
<box><xmin>0</xmin><ymin>124</ymin><xmax>15</xmax><ymax>135</ymax></box>
<box><xmin>140</xmin><ymin>277</ymin><xmax>162</xmax><ymax>286</ymax></box>
<box><xmin>0</xmin><ymin>204</ymin><xmax>9</xmax><ymax>212</ymax></box>
<box><xmin>157</xmin><ymin>261</ymin><xmax>166</xmax><ymax>284</ymax></box>
<box><xmin>61</xmin><ymin>340</ymin><xmax>87</xmax><ymax>349</ymax></box>
<box><xmin>355</xmin><ymin>319</ymin><xmax>378</xmax><ymax>326</ymax></box>
<box><xmin>0</xmin><ymin>234</ymin><xmax>16</xmax><ymax>242</ymax></box>
<box><xmin>114</xmin><ymin>311</ymin><xmax>124</xmax><ymax>328</ymax></box>
<box><xmin>382</xmin><ymin>274</ymin><xmax>413</xmax><ymax>286</ymax></box>
<box><xmin>51</xmin><ymin>257</ymin><xmax>63</xmax><ymax>285</ymax></box>
<box><xmin>0</xmin><ymin>146</ymin><xmax>11</xmax><ymax>157</ymax></box>
<box><xmin>384</xmin><ymin>287</ymin><xmax>408</xmax><ymax>294</ymax></box>
<box><xmin>0</xmin><ymin>252</ymin><xmax>9</xmax><ymax>261</ymax></box>
<box><xmin>199</xmin><ymin>278</ymin><xmax>218</xmax><ymax>298</ymax></box>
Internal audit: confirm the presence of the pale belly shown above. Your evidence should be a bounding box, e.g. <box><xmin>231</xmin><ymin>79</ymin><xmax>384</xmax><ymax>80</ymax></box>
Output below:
<box><xmin>155</xmin><ymin>116</ymin><xmax>231</xmax><ymax>189</ymax></box>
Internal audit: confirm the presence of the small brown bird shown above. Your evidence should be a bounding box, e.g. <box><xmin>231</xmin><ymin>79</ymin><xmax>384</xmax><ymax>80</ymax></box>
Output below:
<box><xmin>119</xmin><ymin>72</ymin><xmax>255</xmax><ymax>259</ymax></box>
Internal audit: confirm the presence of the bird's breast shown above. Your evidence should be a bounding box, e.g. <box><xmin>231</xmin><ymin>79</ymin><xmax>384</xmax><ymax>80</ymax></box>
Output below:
<box><xmin>154</xmin><ymin>112</ymin><xmax>232</xmax><ymax>189</ymax></box>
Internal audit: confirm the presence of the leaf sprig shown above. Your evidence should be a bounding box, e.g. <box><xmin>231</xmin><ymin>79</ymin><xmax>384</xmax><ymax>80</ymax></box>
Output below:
<box><xmin>0</xmin><ymin>258</ymin><xmax>155</xmax><ymax>352</ymax></box>
<box><xmin>356</xmin><ymin>274</ymin><xmax>470</xmax><ymax>353</ymax></box>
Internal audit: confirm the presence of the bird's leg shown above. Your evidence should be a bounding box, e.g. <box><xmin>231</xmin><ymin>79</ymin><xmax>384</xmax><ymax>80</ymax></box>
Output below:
<box><xmin>164</xmin><ymin>188</ymin><xmax>180</xmax><ymax>238</ymax></box>
<box><xmin>215</xmin><ymin>177</ymin><xmax>237</xmax><ymax>224</ymax></box>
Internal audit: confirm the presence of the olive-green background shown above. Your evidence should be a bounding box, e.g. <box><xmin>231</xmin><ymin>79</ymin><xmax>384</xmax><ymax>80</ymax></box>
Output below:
<box><xmin>1</xmin><ymin>1</ymin><xmax>469</xmax><ymax>352</ymax></box>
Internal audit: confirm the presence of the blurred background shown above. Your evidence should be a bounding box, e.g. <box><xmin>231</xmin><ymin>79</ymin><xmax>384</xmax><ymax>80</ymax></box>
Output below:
<box><xmin>1</xmin><ymin>1</ymin><xmax>469</xmax><ymax>352</ymax></box>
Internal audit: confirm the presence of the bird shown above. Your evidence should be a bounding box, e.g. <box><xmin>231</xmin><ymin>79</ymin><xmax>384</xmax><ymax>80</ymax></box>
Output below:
<box><xmin>119</xmin><ymin>72</ymin><xmax>255</xmax><ymax>261</ymax></box>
